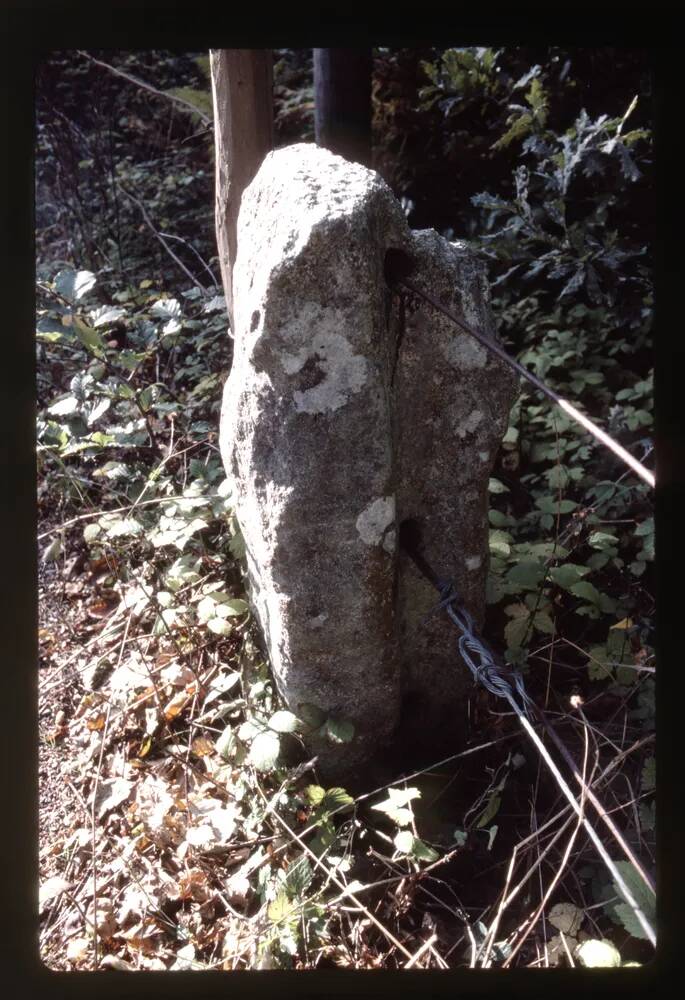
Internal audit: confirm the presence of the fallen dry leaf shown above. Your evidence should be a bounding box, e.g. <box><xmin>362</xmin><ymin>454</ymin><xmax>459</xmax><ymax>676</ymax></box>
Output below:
<box><xmin>191</xmin><ymin>736</ymin><xmax>214</xmax><ymax>757</ymax></box>
<box><xmin>39</xmin><ymin>875</ymin><xmax>72</xmax><ymax>911</ymax></box>
<box><xmin>163</xmin><ymin>689</ymin><xmax>192</xmax><ymax>720</ymax></box>
<box><xmin>100</xmin><ymin>954</ymin><xmax>134</xmax><ymax>971</ymax></box>
<box><xmin>66</xmin><ymin>937</ymin><xmax>90</xmax><ymax>963</ymax></box>
<box><xmin>92</xmin><ymin>777</ymin><xmax>134</xmax><ymax>820</ymax></box>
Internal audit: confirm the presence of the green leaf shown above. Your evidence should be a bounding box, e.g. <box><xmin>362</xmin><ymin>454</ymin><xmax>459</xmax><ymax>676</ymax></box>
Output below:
<box><xmin>207</xmin><ymin>617</ymin><xmax>232</xmax><ymax>635</ymax></box>
<box><xmin>610</xmin><ymin>860</ymin><xmax>656</xmax><ymax>940</ymax></box>
<box><xmin>283</xmin><ymin>856</ymin><xmax>313</xmax><ymax>899</ymax></box>
<box><xmin>73</xmin><ymin>316</ymin><xmax>106</xmax><ymax>356</ymax></box>
<box><xmin>576</xmin><ymin>939</ymin><xmax>622</xmax><ymax>968</ymax></box>
<box><xmin>488</xmin><ymin>478</ymin><xmax>510</xmax><ymax>494</ymax></box>
<box><xmin>319</xmin><ymin>787</ymin><xmax>354</xmax><ymax>815</ymax></box>
<box><xmin>215</xmin><ymin>726</ymin><xmax>235</xmax><ymax>760</ymax></box>
<box><xmin>305</xmin><ymin>785</ymin><xmax>326</xmax><ymax>806</ymax></box>
<box><xmin>570</xmin><ymin>581</ymin><xmax>602</xmax><ymax>605</ymax></box>
<box><xmin>297</xmin><ymin>702</ymin><xmax>327</xmax><ymax>729</ymax></box>
<box><xmin>639</xmin><ymin>800</ymin><xmax>655</xmax><ymax>832</ymax></box>
<box><xmin>533</xmin><ymin>610</ymin><xmax>556</xmax><ymax>634</ymax></box>
<box><xmin>372</xmin><ymin>787</ymin><xmax>421</xmax><ymax>827</ymax></box>
<box><xmin>535</xmin><ymin>496</ymin><xmax>578</xmax><ymax>515</ymax></box>
<box><xmin>548</xmin><ymin>901</ymin><xmax>584</xmax><ymax>936</ymax></box>
<box><xmin>48</xmin><ymin>395</ymin><xmax>80</xmax><ymax>417</ymax></box>
<box><xmin>164</xmin><ymin>86</ymin><xmax>214</xmax><ymax>120</ymax></box>
<box><xmin>238</xmin><ymin>718</ymin><xmax>263</xmax><ymax>741</ymax></box>
<box><xmin>394</xmin><ymin>830</ymin><xmax>415</xmax><ymax>854</ymax></box>
<box><xmin>488</xmin><ymin>509</ymin><xmax>512</xmax><ymax>528</ymax></box>
<box><xmin>83</xmin><ymin>522</ymin><xmax>101</xmax><ymax>543</ymax></box>
<box><xmin>249</xmin><ymin>730</ymin><xmax>281</xmax><ymax>771</ymax></box>
<box><xmin>310</xmin><ymin>818</ymin><xmax>336</xmax><ymax>855</ymax></box>
<box><xmin>54</xmin><ymin>268</ymin><xmax>96</xmax><ymax>302</ymax></box>
<box><xmin>100</xmin><ymin>516</ymin><xmax>144</xmax><ymax>538</ymax></box>
<box><xmin>505</xmin><ymin>616</ymin><xmax>529</xmax><ymax>650</ymax></box>
<box><xmin>220</xmin><ymin>598</ymin><xmax>249</xmax><ymax>616</ymax></box>
<box><xmin>489</xmin><ymin>529</ymin><xmax>511</xmax><ymax>557</ymax></box>
<box><xmin>641</xmin><ymin>756</ymin><xmax>655</xmax><ymax>792</ymax></box>
<box><xmin>410</xmin><ymin>837</ymin><xmax>440</xmax><ymax>862</ymax></box>
<box><xmin>42</xmin><ymin>535</ymin><xmax>62</xmax><ymax>563</ymax></box>
<box><xmin>635</xmin><ymin>516</ymin><xmax>654</xmax><ymax>537</ymax></box>
<box><xmin>268</xmin><ymin>710</ymin><xmax>301</xmax><ymax>733</ymax></box>
<box><xmin>475</xmin><ymin>793</ymin><xmax>501</xmax><ymax>829</ymax></box>
<box><xmin>586</xmin><ymin>646</ymin><xmax>613</xmax><ymax>681</ymax></box>
<box><xmin>588</xmin><ymin>531</ymin><xmax>618</xmax><ymax>551</ymax></box>
<box><xmin>267</xmin><ymin>889</ymin><xmax>295</xmax><ymax>925</ymax></box>
<box><xmin>322</xmin><ymin>717</ymin><xmax>354</xmax><ymax>744</ymax></box>
<box><xmin>506</xmin><ymin>560</ymin><xmax>545</xmax><ymax>589</ymax></box>
<box><xmin>90</xmin><ymin>305</ymin><xmax>126</xmax><ymax>327</ymax></box>
<box><xmin>485</xmin><ymin>824</ymin><xmax>499</xmax><ymax>850</ymax></box>
<box><xmin>549</xmin><ymin>564</ymin><xmax>590</xmax><ymax>590</ymax></box>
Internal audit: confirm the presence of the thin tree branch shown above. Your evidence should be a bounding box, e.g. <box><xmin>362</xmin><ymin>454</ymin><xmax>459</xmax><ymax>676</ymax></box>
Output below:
<box><xmin>76</xmin><ymin>50</ymin><xmax>212</xmax><ymax>126</ymax></box>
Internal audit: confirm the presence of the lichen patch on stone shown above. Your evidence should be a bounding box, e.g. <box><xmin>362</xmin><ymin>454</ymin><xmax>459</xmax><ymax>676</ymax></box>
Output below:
<box><xmin>444</xmin><ymin>334</ymin><xmax>488</xmax><ymax>370</ymax></box>
<box><xmin>355</xmin><ymin>496</ymin><xmax>396</xmax><ymax>550</ymax></box>
<box><xmin>456</xmin><ymin>409</ymin><xmax>484</xmax><ymax>438</ymax></box>
<box><xmin>283</xmin><ymin>329</ymin><xmax>368</xmax><ymax>414</ymax></box>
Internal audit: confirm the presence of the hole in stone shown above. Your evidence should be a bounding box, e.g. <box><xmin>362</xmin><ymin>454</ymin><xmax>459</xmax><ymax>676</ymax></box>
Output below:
<box><xmin>398</xmin><ymin>517</ymin><xmax>423</xmax><ymax>557</ymax></box>
<box><xmin>384</xmin><ymin>248</ymin><xmax>415</xmax><ymax>288</ymax></box>
<box><xmin>250</xmin><ymin>310</ymin><xmax>260</xmax><ymax>332</ymax></box>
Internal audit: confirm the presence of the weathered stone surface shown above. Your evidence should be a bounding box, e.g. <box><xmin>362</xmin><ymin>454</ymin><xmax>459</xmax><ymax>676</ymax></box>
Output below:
<box><xmin>220</xmin><ymin>143</ymin><xmax>516</xmax><ymax>778</ymax></box>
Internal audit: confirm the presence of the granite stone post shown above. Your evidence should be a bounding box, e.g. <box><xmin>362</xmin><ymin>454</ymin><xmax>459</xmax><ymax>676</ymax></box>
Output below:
<box><xmin>219</xmin><ymin>143</ymin><xmax>516</xmax><ymax>778</ymax></box>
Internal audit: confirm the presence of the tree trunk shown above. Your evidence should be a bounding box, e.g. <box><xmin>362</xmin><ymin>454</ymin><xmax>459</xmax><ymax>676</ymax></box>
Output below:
<box><xmin>210</xmin><ymin>49</ymin><xmax>273</xmax><ymax>334</ymax></box>
<box><xmin>313</xmin><ymin>48</ymin><xmax>372</xmax><ymax>168</ymax></box>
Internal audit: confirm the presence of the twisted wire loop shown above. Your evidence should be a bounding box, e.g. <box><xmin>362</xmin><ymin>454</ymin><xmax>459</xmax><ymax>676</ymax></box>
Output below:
<box><xmin>437</xmin><ymin>583</ymin><xmax>532</xmax><ymax>717</ymax></box>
